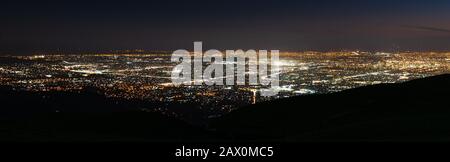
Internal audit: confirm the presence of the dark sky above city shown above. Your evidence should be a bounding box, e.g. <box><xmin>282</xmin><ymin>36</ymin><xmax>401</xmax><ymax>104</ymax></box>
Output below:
<box><xmin>1</xmin><ymin>0</ymin><xmax>450</xmax><ymax>54</ymax></box>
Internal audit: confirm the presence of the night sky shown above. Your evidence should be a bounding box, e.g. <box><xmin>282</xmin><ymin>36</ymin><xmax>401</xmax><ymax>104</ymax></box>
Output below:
<box><xmin>2</xmin><ymin>0</ymin><xmax>450</xmax><ymax>54</ymax></box>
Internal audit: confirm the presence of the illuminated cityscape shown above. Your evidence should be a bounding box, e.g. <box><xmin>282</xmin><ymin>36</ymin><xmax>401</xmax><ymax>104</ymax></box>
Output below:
<box><xmin>1</xmin><ymin>51</ymin><xmax>449</xmax><ymax>120</ymax></box>
<box><xmin>3</xmin><ymin>0</ymin><xmax>450</xmax><ymax>159</ymax></box>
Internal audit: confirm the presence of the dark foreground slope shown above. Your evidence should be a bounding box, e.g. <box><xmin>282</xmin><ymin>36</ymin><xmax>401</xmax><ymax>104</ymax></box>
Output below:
<box><xmin>0</xmin><ymin>74</ymin><xmax>449</xmax><ymax>142</ymax></box>
<box><xmin>0</xmin><ymin>87</ymin><xmax>212</xmax><ymax>142</ymax></box>
<box><xmin>212</xmin><ymin>74</ymin><xmax>450</xmax><ymax>142</ymax></box>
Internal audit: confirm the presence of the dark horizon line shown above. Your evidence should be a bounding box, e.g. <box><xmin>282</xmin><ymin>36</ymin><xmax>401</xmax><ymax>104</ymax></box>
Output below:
<box><xmin>2</xmin><ymin>49</ymin><xmax>450</xmax><ymax>56</ymax></box>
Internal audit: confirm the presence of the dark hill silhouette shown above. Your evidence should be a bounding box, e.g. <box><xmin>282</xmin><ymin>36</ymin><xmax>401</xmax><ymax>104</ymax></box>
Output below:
<box><xmin>0</xmin><ymin>87</ymin><xmax>213</xmax><ymax>141</ymax></box>
<box><xmin>211</xmin><ymin>74</ymin><xmax>450</xmax><ymax>142</ymax></box>
<box><xmin>0</xmin><ymin>74</ymin><xmax>450</xmax><ymax>142</ymax></box>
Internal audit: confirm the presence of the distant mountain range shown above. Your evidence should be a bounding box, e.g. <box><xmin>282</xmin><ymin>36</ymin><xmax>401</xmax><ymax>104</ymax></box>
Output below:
<box><xmin>0</xmin><ymin>74</ymin><xmax>449</xmax><ymax>141</ymax></box>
